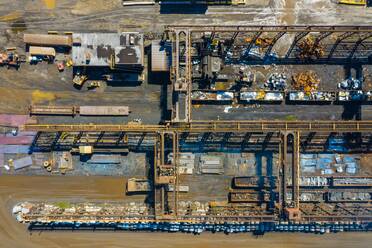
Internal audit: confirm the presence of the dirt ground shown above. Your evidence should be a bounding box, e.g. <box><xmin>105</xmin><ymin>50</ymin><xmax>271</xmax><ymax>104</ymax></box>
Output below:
<box><xmin>0</xmin><ymin>175</ymin><xmax>371</xmax><ymax>248</ymax></box>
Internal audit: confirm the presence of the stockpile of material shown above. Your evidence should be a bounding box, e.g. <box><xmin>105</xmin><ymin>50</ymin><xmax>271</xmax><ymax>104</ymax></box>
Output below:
<box><xmin>264</xmin><ymin>73</ymin><xmax>287</xmax><ymax>90</ymax></box>
<box><xmin>329</xmin><ymin>192</ymin><xmax>371</xmax><ymax>202</ymax></box>
<box><xmin>127</xmin><ymin>178</ymin><xmax>152</xmax><ymax>193</ymax></box>
<box><xmin>13</xmin><ymin>201</ymin><xmax>151</xmax><ymax>222</ymax></box>
<box><xmin>288</xmin><ymin>91</ymin><xmax>335</xmax><ymax>101</ymax></box>
<box><xmin>292</xmin><ymin>71</ymin><xmax>320</xmax><ymax>93</ymax></box>
<box><xmin>338</xmin><ymin>77</ymin><xmax>361</xmax><ymax>90</ymax></box>
<box><xmin>199</xmin><ymin>155</ymin><xmax>224</xmax><ymax>174</ymax></box>
<box><xmin>191</xmin><ymin>91</ymin><xmax>215</xmax><ymax>100</ymax></box>
<box><xmin>332</xmin><ymin>177</ymin><xmax>372</xmax><ymax>186</ymax></box>
<box><xmin>300</xmin><ymin>154</ymin><xmax>360</xmax><ymax>175</ymax></box>
<box><xmin>299</xmin><ymin>192</ymin><xmax>324</xmax><ymax>202</ymax></box>
<box><xmin>286</xmin><ymin>192</ymin><xmax>323</xmax><ymax>202</ymax></box>
<box><xmin>297</xmin><ymin>37</ymin><xmax>325</xmax><ymax>60</ymax></box>
<box><xmin>13</xmin><ymin>202</ymin><xmax>372</xmax><ymax>233</ymax></box>
<box><xmin>240</xmin><ymin>91</ymin><xmax>284</xmax><ymax>102</ymax></box>
<box><xmin>176</xmin><ymin>201</ymin><xmax>210</xmax><ymax>216</ymax></box>
<box><xmin>168</xmin><ymin>152</ymin><xmax>195</xmax><ymax>174</ymax></box>
<box><xmin>299</xmin><ymin>176</ymin><xmax>328</xmax><ymax>187</ymax></box>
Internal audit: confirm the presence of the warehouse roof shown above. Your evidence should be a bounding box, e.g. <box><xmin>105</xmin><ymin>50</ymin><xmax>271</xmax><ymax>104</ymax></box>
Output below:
<box><xmin>72</xmin><ymin>32</ymin><xmax>143</xmax><ymax>66</ymax></box>
<box><xmin>24</xmin><ymin>34</ymin><xmax>72</xmax><ymax>47</ymax></box>
<box><xmin>29</xmin><ymin>46</ymin><xmax>56</xmax><ymax>57</ymax></box>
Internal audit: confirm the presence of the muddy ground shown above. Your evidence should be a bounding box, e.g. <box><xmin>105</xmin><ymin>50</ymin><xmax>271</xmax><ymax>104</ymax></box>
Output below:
<box><xmin>0</xmin><ymin>175</ymin><xmax>371</xmax><ymax>248</ymax></box>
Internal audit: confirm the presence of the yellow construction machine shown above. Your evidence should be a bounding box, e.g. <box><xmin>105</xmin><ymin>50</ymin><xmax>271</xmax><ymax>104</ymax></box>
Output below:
<box><xmin>73</xmin><ymin>74</ymin><xmax>87</xmax><ymax>86</ymax></box>
<box><xmin>338</xmin><ymin>0</ymin><xmax>366</xmax><ymax>6</ymax></box>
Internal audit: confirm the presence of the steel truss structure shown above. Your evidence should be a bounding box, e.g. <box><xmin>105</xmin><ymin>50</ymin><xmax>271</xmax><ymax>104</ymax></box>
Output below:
<box><xmin>23</xmin><ymin>121</ymin><xmax>372</xmax><ymax>222</ymax></box>
<box><xmin>165</xmin><ymin>25</ymin><xmax>372</xmax><ymax>122</ymax></box>
<box><xmin>20</xmin><ymin>26</ymin><xmax>372</xmax><ymax>224</ymax></box>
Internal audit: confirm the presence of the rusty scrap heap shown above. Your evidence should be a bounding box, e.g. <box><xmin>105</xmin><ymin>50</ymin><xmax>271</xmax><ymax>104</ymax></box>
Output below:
<box><xmin>297</xmin><ymin>37</ymin><xmax>325</xmax><ymax>60</ymax></box>
<box><xmin>244</xmin><ymin>37</ymin><xmax>273</xmax><ymax>49</ymax></box>
<box><xmin>292</xmin><ymin>71</ymin><xmax>320</xmax><ymax>93</ymax></box>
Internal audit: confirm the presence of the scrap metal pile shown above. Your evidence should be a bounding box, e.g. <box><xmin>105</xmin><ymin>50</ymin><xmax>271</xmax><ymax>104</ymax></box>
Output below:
<box><xmin>244</xmin><ymin>37</ymin><xmax>273</xmax><ymax>49</ymax></box>
<box><xmin>297</xmin><ymin>37</ymin><xmax>325</xmax><ymax>60</ymax></box>
<box><xmin>292</xmin><ymin>71</ymin><xmax>320</xmax><ymax>93</ymax></box>
<box><xmin>264</xmin><ymin>73</ymin><xmax>287</xmax><ymax>91</ymax></box>
<box><xmin>13</xmin><ymin>202</ymin><xmax>151</xmax><ymax>222</ymax></box>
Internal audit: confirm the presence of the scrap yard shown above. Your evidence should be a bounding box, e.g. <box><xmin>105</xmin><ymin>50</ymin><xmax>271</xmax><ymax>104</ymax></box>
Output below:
<box><xmin>1</xmin><ymin>0</ymin><xmax>372</xmax><ymax>247</ymax></box>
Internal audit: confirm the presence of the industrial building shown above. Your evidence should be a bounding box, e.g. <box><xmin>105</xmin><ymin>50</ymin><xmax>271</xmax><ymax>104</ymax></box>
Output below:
<box><xmin>72</xmin><ymin>32</ymin><xmax>144</xmax><ymax>71</ymax></box>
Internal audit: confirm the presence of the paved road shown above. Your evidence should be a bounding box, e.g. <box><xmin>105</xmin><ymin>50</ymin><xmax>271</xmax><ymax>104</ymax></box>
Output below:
<box><xmin>1</xmin><ymin>1</ymin><xmax>372</xmax><ymax>33</ymax></box>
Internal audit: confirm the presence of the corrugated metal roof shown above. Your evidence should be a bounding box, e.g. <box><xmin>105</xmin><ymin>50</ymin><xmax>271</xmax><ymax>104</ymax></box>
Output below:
<box><xmin>72</xmin><ymin>32</ymin><xmax>143</xmax><ymax>66</ymax></box>
<box><xmin>151</xmin><ymin>40</ymin><xmax>171</xmax><ymax>71</ymax></box>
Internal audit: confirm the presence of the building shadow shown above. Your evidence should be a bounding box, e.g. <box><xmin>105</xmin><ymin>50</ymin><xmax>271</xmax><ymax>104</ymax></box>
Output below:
<box><xmin>160</xmin><ymin>4</ymin><xmax>208</xmax><ymax>14</ymax></box>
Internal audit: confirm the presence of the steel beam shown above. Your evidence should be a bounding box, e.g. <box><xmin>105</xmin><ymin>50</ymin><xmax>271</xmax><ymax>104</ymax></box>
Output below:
<box><xmin>292</xmin><ymin>131</ymin><xmax>300</xmax><ymax>209</ymax></box>
<box><xmin>327</xmin><ymin>32</ymin><xmax>357</xmax><ymax>60</ymax></box>
<box><xmin>246</xmin><ymin>31</ymin><xmax>263</xmax><ymax>54</ymax></box>
<box><xmin>280</xmin><ymin>132</ymin><xmax>288</xmax><ymax>210</ymax></box>
<box><xmin>285</xmin><ymin>31</ymin><xmax>310</xmax><ymax>58</ymax></box>
<box><xmin>264</xmin><ymin>31</ymin><xmax>286</xmax><ymax>58</ymax></box>
<box><xmin>173</xmin><ymin>132</ymin><xmax>179</xmax><ymax>217</ymax></box>
<box><xmin>186</xmin><ymin>30</ymin><xmax>192</xmax><ymax>122</ymax></box>
<box><xmin>165</xmin><ymin>25</ymin><xmax>372</xmax><ymax>33</ymax></box>
<box><xmin>23</xmin><ymin>121</ymin><xmax>372</xmax><ymax>133</ymax></box>
<box><xmin>348</xmin><ymin>33</ymin><xmax>372</xmax><ymax>59</ymax></box>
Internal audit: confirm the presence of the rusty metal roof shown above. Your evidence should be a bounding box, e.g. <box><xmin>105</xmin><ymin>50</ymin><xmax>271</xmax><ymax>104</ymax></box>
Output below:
<box><xmin>24</xmin><ymin>34</ymin><xmax>72</xmax><ymax>47</ymax></box>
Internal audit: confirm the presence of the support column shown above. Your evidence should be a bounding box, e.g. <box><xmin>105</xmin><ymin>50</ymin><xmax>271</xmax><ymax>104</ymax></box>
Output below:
<box><xmin>279</xmin><ymin>132</ymin><xmax>288</xmax><ymax>212</ymax></box>
<box><xmin>172</xmin><ymin>132</ymin><xmax>179</xmax><ymax>217</ymax></box>
<box><xmin>185</xmin><ymin>30</ymin><xmax>192</xmax><ymax>122</ymax></box>
<box><xmin>292</xmin><ymin>131</ymin><xmax>300</xmax><ymax>209</ymax></box>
